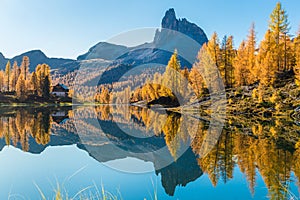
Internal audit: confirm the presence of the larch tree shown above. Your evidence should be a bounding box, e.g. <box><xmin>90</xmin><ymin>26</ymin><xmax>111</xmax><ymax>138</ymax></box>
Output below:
<box><xmin>233</xmin><ymin>24</ymin><xmax>257</xmax><ymax>87</ymax></box>
<box><xmin>269</xmin><ymin>2</ymin><xmax>290</xmax><ymax>71</ymax></box>
<box><xmin>16</xmin><ymin>74</ymin><xmax>26</xmax><ymax>99</ymax></box>
<box><xmin>0</xmin><ymin>71</ymin><xmax>4</xmax><ymax>92</ymax></box>
<box><xmin>257</xmin><ymin>29</ymin><xmax>277</xmax><ymax>87</ymax></box>
<box><xmin>163</xmin><ymin>49</ymin><xmax>181</xmax><ymax>97</ymax></box>
<box><xmin>194</xmin><ymin>44</ymin><xmax>223</xmax><ymax>93</ymax></box>
<box><xmin>260</xmin><ymin>52</ymin><xmax>277</xmax><ymax>87</ymax></box>
<box><xmin>42</xmin><ymin>75</ymin><xmax>51</xmax><ymax>98</ymax></box>
<box><xmin>189</xmin><ymin>66</ymin><xmax>205</xmax><ymax>98</ymax></box>
<box><xmin>221</xmin><ymin>35</ymin><xmax>235</xmax><ymax>88</ymax></box>
<box><xmin>30</xmin><ymin>72</ymin><xmax>38</xmax><ymax>94</ymax></box>
<box><xmin>10</xmin><ymin>61</ymin><xmax>20</xmax><ymax>92</ymax></box>
<box><xmin>99</xmin><ymin>86</ymin><xmax>110</xmax><ymax>104</ymax></box>
<box><xmin>234</xmin><ymin>40</ymin><xmax>249</xmax><ymax>87</ymax></box>
<box><xmin>180</xmin><ymin>67</ymin><xmax>191</xmax><ymax>99</ymax></box>
<box><xmin>294</xmin><ymin>32</ymin><xmax>300</xmax><ymax>86</ymax></box>
<box><xmin>5</xmin><ymin>61</ymin><xmax>11</xmax><ymax>92</ymax></box>
<box><xmin>20</xmin><ymin>56</ymin><xmax>30</xmax><ymax>81</ymax></box>
<box><xmin>283</xmin><ymin>34</ymin><xmax>294</xmax><ymax>71</ymax></box>
<box><xmin>246</xmin><ymin>23</ymin><xmax>258</xmax><ymax>84</ymax></box>
<box><xmin>207</xmin><ymin>32</ymin><xmax>221</xmax><ymax>69</ymax></box>
<box><xmin>36</xmin><ymin>64</ymin><xmax>51</xmax><ymax>97</ymax></box>
<box><xmin>189</xmin><ymin>65</ymin><xmax>205</xmax><ymax>98</ymax></box>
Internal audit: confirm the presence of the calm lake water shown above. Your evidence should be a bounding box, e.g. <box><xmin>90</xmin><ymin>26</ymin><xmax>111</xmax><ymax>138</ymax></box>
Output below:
<box><xmin>0</xmin><ymin>105</ymin><xmax>299</xmax><ymax>200</ymax></box>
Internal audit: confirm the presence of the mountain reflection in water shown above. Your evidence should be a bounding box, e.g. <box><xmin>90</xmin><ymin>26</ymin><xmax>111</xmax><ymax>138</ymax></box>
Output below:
<box><xmin>0</xmin><ymin>105</ymin><xmax>299</xmax><ymax>199</ymax></box>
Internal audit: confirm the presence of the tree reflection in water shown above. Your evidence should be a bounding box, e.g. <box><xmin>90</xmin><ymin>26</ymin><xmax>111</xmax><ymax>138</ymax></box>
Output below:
<box><xmin>0</xmin><ymin>105</ymin><xmax>300</xmax><ymax>199</ymax></box>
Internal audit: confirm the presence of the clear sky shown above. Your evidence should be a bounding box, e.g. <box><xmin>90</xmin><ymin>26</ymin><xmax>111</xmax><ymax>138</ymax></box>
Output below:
<box><xmin>0</xmin><ymin>0</ymin><xmax>300</xmax><ymax>59</ymax></box>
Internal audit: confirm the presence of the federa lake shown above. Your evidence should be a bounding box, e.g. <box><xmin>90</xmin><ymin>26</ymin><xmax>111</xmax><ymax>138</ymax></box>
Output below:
<box><xmin>0</xmin><ymin>105</ymin><xmax>299</xmax><ymax>200</ymax></box>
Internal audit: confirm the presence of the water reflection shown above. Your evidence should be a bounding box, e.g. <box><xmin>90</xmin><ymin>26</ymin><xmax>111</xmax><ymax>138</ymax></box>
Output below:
<box><xmin>0</xmin><ymin>105</ymin><xmax>300</xmax><ymax>199</ymax></box>
<box><xmin>0</xmin><ymin>106</ymin><xmax>78</xmax><ymax>153</ymax></box>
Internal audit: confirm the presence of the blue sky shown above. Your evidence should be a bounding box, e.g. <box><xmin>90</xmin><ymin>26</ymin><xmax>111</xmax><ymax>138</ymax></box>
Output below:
<box><xmin>0</xmin><ymin>0</ymin><xmax>300</xmax><ymax>59</ymax></box>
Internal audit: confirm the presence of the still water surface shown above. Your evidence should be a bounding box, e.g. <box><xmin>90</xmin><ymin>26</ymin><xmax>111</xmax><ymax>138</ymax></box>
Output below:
<box><xmin>0</xmin><ymin>105</ymin><xmax>299</xmax><ymax>200</ymax></box>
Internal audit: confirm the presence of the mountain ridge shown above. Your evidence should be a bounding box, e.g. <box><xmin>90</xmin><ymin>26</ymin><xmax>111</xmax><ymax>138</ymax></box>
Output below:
<box><xmin>77</xmin><ymin>8</ymin><xmax>208</xmax><ymax>68</ymax></box>
<box><xmin>0</xmin><ymin>8</ymin><xmax>208</xmax><ymax>80</ymax></box>
<box><xmin>0</xmin><ymin>50</ymin><xmax>74</xmax><ymax>72</ymax></box>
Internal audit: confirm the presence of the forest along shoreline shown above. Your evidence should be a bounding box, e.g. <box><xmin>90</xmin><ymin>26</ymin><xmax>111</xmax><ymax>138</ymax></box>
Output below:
<box><xmin>92</xmin><ymin>3</ymin><xmax>300</xmax><ymax>123</ymax></box>
<box><xmin>1</xmin><ymin>2</ymin><xmax>300</xmax><ymax>122</ymax></box>
<box><xmin>0</xmin><ymin>56</ymin><xmax>72</xmax><ymax>105</ymax></box>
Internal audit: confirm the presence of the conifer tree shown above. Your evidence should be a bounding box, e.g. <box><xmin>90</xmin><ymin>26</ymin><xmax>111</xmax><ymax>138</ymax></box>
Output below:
<box><xmin>97</xmin><ymin>86</ymin><xmax>110</xmax><ymax>104</ymax></box>
<box><xmin>194</xmin><ymin>44</ymin><xmax>223</xmax><ymax>92</ymax></box>
<box><xmin>10</xmin><ymin>61</ymin><xmax>20</xmax><ymax>92</ymax></box>
<box><xmin>207</xmin><ymin>32</ymin><xmax>221</xmax><ymax>68</ymax></box>
<box><xmin>42</xmin><ymin>75</ymin><xmax>51</xmax><ymax>98</ymax></box>
<box><xmin>189</xmin><ymin>66</ymin><xmax>205</xmax><ymax>98</ymax></box>
<box><xmin>246</xmin><ymin>23</ymin><xmax>258</xmax><ymax>83</ymax></box>
<box><xmin>30</xmin><ymin>72</ymin><xmax>38</xmax><ymax>93</ymax></box>
<box><xmin>20</xmin><ymin>56</ymin><xmax>30</xmax><ymax>81</ymax></box>
<box><xmin>0</xmin><ymin>71</ymin><xmax>4</xmax><ymax>92</ymax></box>
<box><xmin>260</xmin><ymin>52</ymin><xmax>277</xmax><ymax>87</ymax></box>
<box><xmin>163</xmin><ymin>49</ymin><xmax>181</xmax><ymax>97</ymax></box>
<box><xmin>294</xmin><ymin>32</ymin><xmax>300</xmax><ymax>86</ymax></box>
<box><xmin>36</xmin><ymin>64</ymin><xmax>51</xmax><ymax>97</ymax></box>
<box><xmin>234</xmin><ymin>41</ymin><xmax>249</xmax><ymax>86</ymax></box>
<box><xmin>16</xmin><ymin>74</ymin><xmax>26</xmax><ymax>99</ymax></box>
<box><xmin>180</xmin><ymin>67</ymin><xmax>190</xmax><ymax>98</ymax></box>
<box><xmin>221</xmin><ymin>35</ymin><xmax>235</xmax><ymax>87</ymax></box>
<box><xmin>257</xmin><ymin>30</ymin><xmax>277</xmax><ymax>87</ymax></box>
<box><xmin>269</xmin><ymin>2</ymin><xmax>290</xmax><ymax>71</ymax></box>
<box><xmin>5</xmin><ymin>61</ymin><xmax>11</xmax><ymax>92</ymax></box>
<box><xmin>283</xmin><ymin>34</ymin><xmax>294</xmax><ymax>71</ymax></box>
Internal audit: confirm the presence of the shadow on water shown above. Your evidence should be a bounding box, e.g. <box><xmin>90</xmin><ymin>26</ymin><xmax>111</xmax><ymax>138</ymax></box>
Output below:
<box><xmin>0</xmin><ymin>105</ymin><xmax>300</xmax><ymax>199</ymax></box>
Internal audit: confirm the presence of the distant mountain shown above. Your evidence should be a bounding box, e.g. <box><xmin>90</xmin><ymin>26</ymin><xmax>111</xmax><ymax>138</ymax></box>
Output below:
<box><xmin>77</xmin><ymin>8</ymin><xmax>207</xmax><ymax>66</ymax></box>
<box><xmin>157</xmin><ymin>8</ymin><xmax>208</xmax><ymax>47</ymax></box>
<box><xmin>0</xmin><ymin>50</ymin><xmax>74</xmax><ymax>72</ymax></box>
<box><xmin>0</xmin><ymin>8</ymin><xmax>208</xmax><ymax>85</ymax></box>
<box><xmin>74</xmin><ymin>8</ymin><xmax>208</xmax><ymax>84</ymax></box>
<box><xmin>77</xmin><ymin>42</ymin><xmax>129</xmax><ymax>61</ymax></box>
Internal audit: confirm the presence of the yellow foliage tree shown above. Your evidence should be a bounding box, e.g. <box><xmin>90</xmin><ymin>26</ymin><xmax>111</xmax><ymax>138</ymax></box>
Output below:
<box><xmin>220</xmin><ymin>35</ymin><xmax>235</xmax><ymax>88</ymax></box>
<box><xmin>207</xmin><ymin>32</ymin><xmax>221</xmax><ymax>68</ymax></box>
<box><xmin>162</xmin><ymin>49</ymin><xmax>181</xmax><ymax>97</ymax></box>
<box><xmin>257</xmin><ymin>30</ymin><xmax>277</xmax><ymax>87</ymax></box>
<box><xmin>246</xmin><ymin>23</ymin><xmax>258</xmax><ymax>84</ymax></box>
<box><xmin>5</xmin><ymin>61</ymin><xmax>11</xmax><ymax>92</ymax></box>
<box><xmin>189</xmin><ymin>66</ymin><xmax>205</xmax><ymax>98</ymax></box>
<box><xmin>234</xmin><ymin>40</ymin><xmax>249</xmax><ymax>86</ymax></box>
<box><xmin>10</xmin><ymin>61</ymin><xmax>20</xmax><ymax>92</ymax></box>
<box><xmin>16</xmin><ymin>74</ymin><xmax>26</xmax><ymax>100</ymax></box>
<box><xmin>20</xmin><ymin>56</ymin><xmax>30</xmax><ymax>81</ymax></box>
<box><xmin>260</xmin><ymin>52</ymin><xmax>277</xmax><ymax>87</ymax></box>
<box><xmin>0</xmin><ymin>70</ymin><xmax>4</xmax><ymax>92</ymax></box>
<box><xmin>294</xmin><ymin>33</ymin><xmax>300</xmax><ymax>86</ymax></box>
<box><xmin>269</xmin><ymin>2</ymin><xmax>290</xmax><ymax>72</ymax></box>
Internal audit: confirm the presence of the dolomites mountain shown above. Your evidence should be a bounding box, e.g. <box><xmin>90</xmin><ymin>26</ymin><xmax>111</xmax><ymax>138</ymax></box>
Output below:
<box><xmin>158</xmin><ymin>8</ymin><xmax>208</xmax><ymax>45</ymax></box>
<box><xmin>73</xmin><ymin>8</ymin><xmax>209</xmax><ymax>84</ymax></box>
<box><xmin>77</xmin><ymin>8</ymin><xmax>208</xmax><ymax>68</ymax></box>
<box><xmin>0</xmin><ymin>8</ymin><xmax>208</xmax><ymax>84</ymax></box>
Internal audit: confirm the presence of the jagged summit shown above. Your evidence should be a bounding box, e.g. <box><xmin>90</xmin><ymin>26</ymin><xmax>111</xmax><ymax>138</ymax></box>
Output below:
<box><xmin>77</xmin><ymin>8</ymin><xmax>208</xmax><ymax>67</ymax></box>
<box><xmin>161</xmin><ymin>8</ymin><xmax>178</xmax><ymax>30</ymax></box>
<box><xmin>0</xmin><ymin>8</ymin><xmax>208</xmax><ymax>78</ymax></box>
<box><xmin>159</xmin><ymin>8</ymin><xmax>208</xmax><ymax>45</ymax></box>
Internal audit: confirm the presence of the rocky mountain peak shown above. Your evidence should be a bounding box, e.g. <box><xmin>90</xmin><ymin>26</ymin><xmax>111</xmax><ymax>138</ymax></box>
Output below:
<box><xmin>159</xmin><ymin>8</ymin><xmax>208</xmax><ymax>45</ymax></box>
<box><xmin>161</xmin><ymin>8</ymin><xmax>178</xmax><ymax>30</ymax></box>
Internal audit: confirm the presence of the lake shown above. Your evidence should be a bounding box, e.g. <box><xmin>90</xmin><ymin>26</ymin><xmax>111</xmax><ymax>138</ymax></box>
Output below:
<box><xmin>0</xmin><ymin>105</ymin><xmax>299</xmax><ymax>200</ymax></box>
